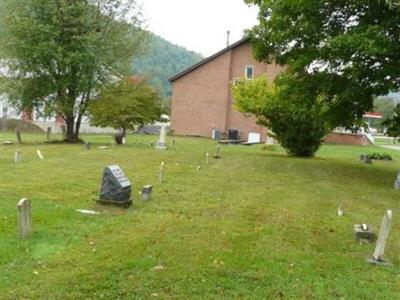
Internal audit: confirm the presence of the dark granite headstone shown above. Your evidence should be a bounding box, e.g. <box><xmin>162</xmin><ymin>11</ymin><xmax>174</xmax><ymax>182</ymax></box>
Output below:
<box><xmin>98</xmin><ymin>165</ymin><xmax>132</xmax><ymax>207</ymax></box>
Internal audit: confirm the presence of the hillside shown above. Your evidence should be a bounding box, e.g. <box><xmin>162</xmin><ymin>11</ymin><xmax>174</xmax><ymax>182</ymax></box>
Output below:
<box><xmin>132</xmin><ymin>34</ymin><xmax>203</xmax><ymax>98</ymax></box>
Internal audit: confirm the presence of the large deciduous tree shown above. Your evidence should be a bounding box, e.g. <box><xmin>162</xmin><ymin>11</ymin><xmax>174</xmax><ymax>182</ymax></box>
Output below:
<box><xmin>88</xmin><ymin>77</ymin><xmax>163</xmax><ymax>136</ymax></box>
<box><xmin>246</xmin><ymin>0</ymin><xmax>400</xmax><ymax>127</ymax></box>
<box><xmin>0</xmin><ymin>0</ymin><xmax>146</xmax><ymax>142</ymax></box>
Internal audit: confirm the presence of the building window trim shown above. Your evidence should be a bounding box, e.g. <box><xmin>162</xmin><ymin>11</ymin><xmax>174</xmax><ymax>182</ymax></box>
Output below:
<box><xmin>245</xmin><ymin>65</ymin><xmax>254</xmax><ymax>80</ymax></box>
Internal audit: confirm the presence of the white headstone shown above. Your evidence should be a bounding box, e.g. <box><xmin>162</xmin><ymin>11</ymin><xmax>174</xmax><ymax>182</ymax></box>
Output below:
<box><xmin>17</xmin><ymin>198</ymin><xmax>32</xmax><ymax>238</ymax></box>
<box><xmin>372</xmin><ymin>210</ymin><xmax>393</xmax><ymax>262</ymax></box>
<box><xmin>14</xmin><ymin>150</ymin><xmax>21</xmax><ymax>163</ymax></box>
<box><xmin>159</xmin><ymin>161</ymin><xmax>165</xmax><ymax>183</ymax></box>
<box><xmin>156</xmin><ymin>125</ymin><xmax>167</xmax><ymax>150</ymax></box>
<box><xmin>394</xmin><ymin>172</ymin><xmax>400</xmax><ymax>190</ymax></box>
<box><xmin>337</xmin><ymin>204</ymin><xmax>343</xmax><ymax>216</ymax></box>
<box><xmin>141</xmin><ymin>185</ymin><xmax>153</xmax><ymax>201</ymax></box>
<box><xmin>206</xmin><ymin>153</ymin><xmax>209</xmax><ymax>164</ymax></box>
<box><xmin>37</xmin><ymin>150</ymin><xmax>44</xmax><ymax>160</ymax></box>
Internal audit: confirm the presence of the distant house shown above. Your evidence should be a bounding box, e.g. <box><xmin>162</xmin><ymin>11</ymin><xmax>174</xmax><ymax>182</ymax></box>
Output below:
<box><xmin>169</xmin><ymin>38</ymin><xmax>283</xmax><ymax>142</ymax></box>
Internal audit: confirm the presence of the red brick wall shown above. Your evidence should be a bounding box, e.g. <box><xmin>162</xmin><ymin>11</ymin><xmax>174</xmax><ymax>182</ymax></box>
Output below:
<box><xmin>324</xmin><ymin>132</ymin><xmax>371</xmax><ymax>145</ymax></box>
<box><xmin>171</xmin><ymin>51</ymin><xmax>231</xmax><ymax>138</ymax></box>
<box><xmin>170</xmin><ymin>41</ymin><xmax>283</xmax><ymax>141</ymax></box>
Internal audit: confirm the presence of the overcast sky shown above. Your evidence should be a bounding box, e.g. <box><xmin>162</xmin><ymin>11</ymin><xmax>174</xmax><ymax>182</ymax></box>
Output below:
<box><xmin>140</xmin><ymin>0</ymin><xmax>259</xmax><ymax>57</ymax></box>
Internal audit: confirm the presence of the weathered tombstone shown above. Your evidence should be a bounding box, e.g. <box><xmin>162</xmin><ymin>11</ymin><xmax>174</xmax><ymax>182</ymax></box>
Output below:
<box><xmin>206</xmin><ymin>152</ymin><xmax>209</xmax><ymax>164</ymax></box>
<box><xmin>85</xmin><ymin>142</ymin><xmax>91</xmax><ymax>150</ymax></box>
<box><xmin>337</xmin><ymin>204</ymin><xmax>343</xmax><ymax>216</ymax></box>
<box><xmin>360</xmin><ymin>154</ymin><xmax>372</xmax><ymax>164</ymax></box>
<box><xmin>394</xmin><ymin>172</ymin><xmax>400</xmax><ymax>190</ymax></box>
<box><xmin>46</xmin><ymin>127</ymin><xmax>52</xmax><ymax>141</ymax></box>
<box><xmin>156</xmin><ymin>125</ymin><xmax>167</xmax><ymax>150</ymax></box>
<box><xmin>17</xmin><ymin>198</ymin><xmax>32</xmax><ymax>238</ymax></box>
<box><xmin>98</xmin><ymin>165</ymin><xmax>132</xmax><ymax>207</ymax></box>
<box><xmin>14</xmin><ymin>150</ymin><xmax>21</xmax><ymax>164</ymax></box>
<box><xmin>15</xmin><ymin>130</ymin><xmax>22</xmax><ymax>144</ymax></box>
<box><xmin>370</xmin><ymin>210</ymin><xmax>393</xmax><ymax>264</ymax></box>
<box><xmin>159</xmin><ymin>161</ymin><xmax>165</xmax><ymax>183</ymax></box>
<box><xmin>37</xmin><ymin>150</ymin><xmax>44</xmax><ymax>160</ymax></box>
<box><xmin>354</xmin><ymin>224</ymin><xmax>375</xmax><ymax>241</ymax></box>
<box><xmin>141</xmin><ymin>185</ymin><xmax>153</xmax><ymax>201</ymax></box>
<box><xmin>213</xmin><ymin>145</ymin><xmax>221</xmax><ymax>159</ymax></box>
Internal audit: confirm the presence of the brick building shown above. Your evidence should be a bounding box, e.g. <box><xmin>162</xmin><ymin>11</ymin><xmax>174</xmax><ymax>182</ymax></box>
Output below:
<box><xmin>169</xmin><ymin>38</ymin><xmax>283</xmax><ymax>142</ymax></box>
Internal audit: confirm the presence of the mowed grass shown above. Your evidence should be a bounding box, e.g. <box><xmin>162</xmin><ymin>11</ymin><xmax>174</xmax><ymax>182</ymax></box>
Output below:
<box><xmin>1</xmin><ymin>133</ymin><xmax>400</xmax><ymax>299</ymax></box>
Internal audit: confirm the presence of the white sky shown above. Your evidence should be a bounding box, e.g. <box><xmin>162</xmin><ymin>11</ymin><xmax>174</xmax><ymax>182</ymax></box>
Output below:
<box><xmin>140</xmin><ymin>0</ymin><xmax>259</xmax><ymax>57</ymax></box>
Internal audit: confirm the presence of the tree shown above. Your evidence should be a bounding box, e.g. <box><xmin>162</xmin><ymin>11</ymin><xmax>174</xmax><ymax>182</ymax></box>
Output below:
<box><xmin>88</xmin><ymin>77</ymin><xmax>163</xmax><ymax>137</ymax></box>
<box><xmin>246</xmin><ymin>0</ymin><xmax>400</xmax><ymax>127</ymax></box>
<box><xmin>0</xmin><ymin>0</ymin><xmax>146</xmax><ymax>142</ymax></box>
<box><xmin>382</xmin><ymin>104</ymin><xmax>400</xmax><ymax>139</ymax></box>
<box><xmin>233</xmin><ymin>74</ymin><xmax>331</xmax><ymax>157</ymax></box>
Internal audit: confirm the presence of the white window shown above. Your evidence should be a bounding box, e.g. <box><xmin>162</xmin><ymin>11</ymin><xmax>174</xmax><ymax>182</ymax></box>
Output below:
<box><xmin>245</xmin><ymin>65</ymin><xmax>254</xmax><ymax>80</ymax></box>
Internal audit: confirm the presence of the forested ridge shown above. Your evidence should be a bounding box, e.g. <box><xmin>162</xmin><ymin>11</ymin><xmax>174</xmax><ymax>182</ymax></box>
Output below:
<box><xmin>132</xmin><ymin>33</ymin><xmax>203</xmax><ymax>98</ymax></box>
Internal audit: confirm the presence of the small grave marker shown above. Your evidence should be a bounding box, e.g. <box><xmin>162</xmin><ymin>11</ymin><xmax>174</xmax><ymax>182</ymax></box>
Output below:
<box><xmin>98</xmin><ymin>165</ymin><xmax>132</xmax><ymax>207</ymax></box>
<box><xmin>141</xmin><ymin>185</ymin><xmax>153</xmax><ymax>201</ymax></box>
<box><xmin>37</xmin><ymin>150</ymin><xmax>44</xmax><ymax>160</ymax></box>
<box><xmin>85</xmin><ymin>142</ymin><xmax>91</xmax><ymax>150</ymax></box>
<box><xmin>213</xmin><ymin>145</ymin><xmax>221</xmax><ymax>159</ymax></box>
<box><xmin>354</xmin><ymin>223</ymin><xmax>375</xmax><ymax>241</ymax></box>
<box><xmin>17</xmin><ymin>198</ymin><xmax>32</xmax><ymax>238</ymax></box>
<box><xmin>394</xmin><ymin>172</ymin><xmax>400</xmax><ymax>190</ymax></box>
<box><xmin>206</xmin><ymin>152</ymin><xmax>209</xmax><ymax>164</ymax></box>
<box><xmin>156</xmin><ymin>125</ymin><xmax>167</xmax><ymax>150</ymax></box>
<box><xmin>14</xmin><ymin>150</ymin><xmax>21</xmax><ymax>163</ymax></box>
<box><xmin>370</xmin><ymin>210</ymin><xmax>392</xmax><ymax>264</ymax></box>
<box><xmin>337</xmin><ymin>204</ymin><xmax>343</xmax><ymax>216</ymax></box>
<box><xmin>159</xmin><ymin>161</ymin><xmax>165</xmax><ymax>183</ymax></box>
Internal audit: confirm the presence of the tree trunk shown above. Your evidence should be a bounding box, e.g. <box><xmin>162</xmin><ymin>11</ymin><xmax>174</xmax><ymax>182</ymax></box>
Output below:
<box><xmin>74</xmin><ymin>112</ymin><xmax>83</xmax><ymax>141</ymax></box>
<box><xmin>65</xmin><ymin>116</ymin><xmax>76</xmax><ymax>142</ymax></box>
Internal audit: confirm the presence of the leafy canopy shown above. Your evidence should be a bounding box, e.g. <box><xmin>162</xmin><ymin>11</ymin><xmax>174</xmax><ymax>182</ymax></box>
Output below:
<box><xmin>233</xmin><ymin>75</ymin><xmax>331</xmax><ymax>157</ymax></box>
<box><xmin>246</xmin><ymin>0</ymin><xmax>400</xmax><ymax>125</ymax></box>
<box><xmin>0</xmin><ymin>0</ymin><xmax>146</xmax><ymax>141</ymax></box>
<box><xmin>89</xmin><ymin>78</ymin><xmax>163</xmax><ymax>132</ymax></box>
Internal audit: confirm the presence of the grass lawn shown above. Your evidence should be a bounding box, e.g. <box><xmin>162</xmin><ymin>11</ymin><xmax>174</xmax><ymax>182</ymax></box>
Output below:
<box><xmin>1</xmin><ymin>133</ymin><xmax>400</xmax><ymax>299</ymax></box>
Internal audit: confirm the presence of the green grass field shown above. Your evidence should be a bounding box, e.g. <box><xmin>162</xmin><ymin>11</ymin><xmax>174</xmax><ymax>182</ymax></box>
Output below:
<box><xmin>1</xmin><ymin>133</ymin><xmax>400</xmax><ymax>299</ymax></box>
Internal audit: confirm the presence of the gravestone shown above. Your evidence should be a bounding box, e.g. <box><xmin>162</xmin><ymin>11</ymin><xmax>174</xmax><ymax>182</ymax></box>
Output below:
<box><xmin>206</xmin><ymin>152</ymin><xmax>209</xmax><ymax>164</ymax></box>
<box><xmin>37</xmin><ymin>150</ymin><xmax>44</xmax><ymax>160</ymax></box>
<box><xmin>14</xmin><ymin>150</ymin><xmax>21</xmax><ymax>163</ymax></box>
<box><xmin>371</xmin><ymin>210</ymin><xmax>393</xmax><ymax>264</ymax></box>
<box><xmin>15</xmin><ymin>131</ymin><xmax>22</xmax><ymax>144</ymax></box>
<box><xmin>159</xmin><ymin>161</ymin><xmax>165</xmax><ymax>183</ymax></box>
<box><xmin>17</xmin><ymin>198</ymin><xmax>32</xmax><ymax>238</ymax></box>
<box><xmin>354</xmin><ymin>224</ymin><xmax>375</xmax><ymax>241</ymax></box>
<box><xmin>337</xmin><ymin>204</ymin><xmax>343</xmax><ymax>216</ymax></box>
<box><xmin>394</xmin><ymin>172</ymin><xmax>400</xmax><ymax>190</ymax></box>
<box><xmin>156</xmin><ymin>125</ymin><xmax>167</xmax><ymax>150</ymax></box>
<box><xmin>360</xmin><ymin>154</ymin><xmax>372</xmax><ymax>164</ymax></box>
<box><xmin>141</xmin><ymin>185</ymin><xmax>153</xmax><ymax>201</ymax></box>
<box><xmin>46</xmin><ymin>127</ymin><xmax>52</xmax><ymax>141</ymax></box>
<box><xmin>98</xmin><ymin>165</ymin><xmax>132</xmax><ymax>207</ymax></box>
<box><xmin>213</xmin><ymin>145</ymin><xmax>221</xmax><ymax>159</ymax></box>
<box><xmin>85</xmin><ymin>142</ymin><xmax>91</xmax><ymax>150</ymax></box>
